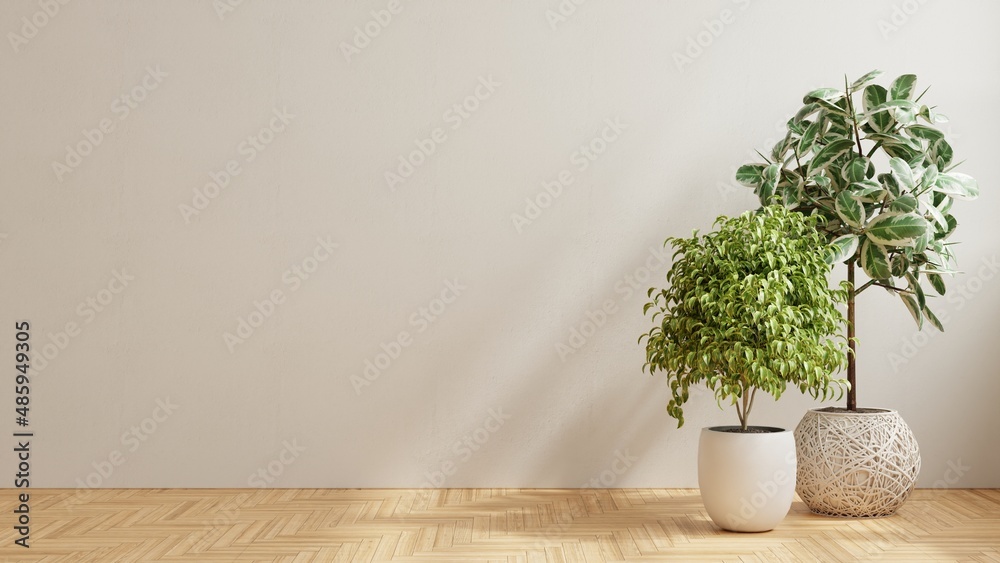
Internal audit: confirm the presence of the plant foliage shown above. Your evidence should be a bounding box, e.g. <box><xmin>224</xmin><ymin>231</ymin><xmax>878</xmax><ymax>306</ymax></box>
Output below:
<box><xmin>736</xmin><ymin>71</ymin><xmax>980</xmax><ymax>408</ymax></box>
<box><xmin>736</xmin><ymin>70</ymin><xmax>978</xmax><ymax>329</ymax></box>
<box><xmin>641</xmin><ymin>206</ymin><xmax>848</xmax><ymax>430</ymax></box>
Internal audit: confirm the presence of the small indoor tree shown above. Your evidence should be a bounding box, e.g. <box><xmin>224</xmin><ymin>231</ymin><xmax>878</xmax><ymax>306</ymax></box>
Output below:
<box><xmin>735</xmin><ymin>70</ymin><xmax>980</xmax><ymax>410</ymax></box>
<box><xmin>641</xmin><ymin>205</ymin><xmax>848</xmax><ymax>431</ymax></box>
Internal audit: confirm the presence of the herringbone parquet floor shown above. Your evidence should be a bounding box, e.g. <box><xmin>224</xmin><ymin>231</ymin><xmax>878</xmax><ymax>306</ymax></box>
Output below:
<box><xmin>1</xmin><ymin>488</ymin><xmax>998</xmax><ymax>562</ymax></box>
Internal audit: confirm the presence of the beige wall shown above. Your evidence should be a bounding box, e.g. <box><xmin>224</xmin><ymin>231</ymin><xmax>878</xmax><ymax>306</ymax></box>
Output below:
<box><xmin>2</xmin><ymin>0</ymin><xmax>998</xmax><ymax>488</ymax></box>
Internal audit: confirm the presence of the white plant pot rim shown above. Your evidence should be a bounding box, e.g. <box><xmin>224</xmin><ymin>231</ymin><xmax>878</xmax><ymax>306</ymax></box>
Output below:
<box><xmin>704</xmin><ymin>425</ymin><xmax>788</xmax><ymax>432</ymax></box>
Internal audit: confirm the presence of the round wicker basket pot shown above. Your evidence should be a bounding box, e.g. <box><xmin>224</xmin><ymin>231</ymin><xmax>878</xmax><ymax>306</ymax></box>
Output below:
<box><xmin>794</xmin><ymin>408</ymin><xmax>920</xmax><ymax>518</ymax></box>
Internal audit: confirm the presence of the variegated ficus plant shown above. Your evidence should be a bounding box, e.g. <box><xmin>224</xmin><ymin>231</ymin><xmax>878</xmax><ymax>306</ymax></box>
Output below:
<box><xmin>736</xmin><ymin>70</ymin><xmax>980</xmax><ymax>411</ymax></box>
<box><xmin>641</xmin><ymin>206</ymin><xmax>848</xmax><ymax>431</ymax></box>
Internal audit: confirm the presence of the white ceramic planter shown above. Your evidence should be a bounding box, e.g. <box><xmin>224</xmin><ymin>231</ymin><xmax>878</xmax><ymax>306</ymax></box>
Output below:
<box><xmin>698</xmin><ymin>426</ymin><xmax>796</xmax><ymax>532</ymax></box>
<box><xmin>794</xmin><ymin>408</ymin><xmax>920</xmax><ymax>518</ymax></box>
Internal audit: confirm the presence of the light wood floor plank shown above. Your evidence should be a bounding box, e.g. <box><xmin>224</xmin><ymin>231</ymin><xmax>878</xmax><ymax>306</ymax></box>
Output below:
<box><xmin>1</xmin><ymin>489</ymin><xmax>998</xmax><ymax>562</ymax></box>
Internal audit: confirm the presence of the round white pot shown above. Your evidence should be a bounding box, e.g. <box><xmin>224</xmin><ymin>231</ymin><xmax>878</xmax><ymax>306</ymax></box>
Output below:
<box><xmin>795</xmin><ymin>408</ymin><xmax>920</xmax><ymax>518</ymax></box>
<box><xmin>698</xmin><ymin>426</ymin><xmax>796</xmax><ymax>532</ymax></box>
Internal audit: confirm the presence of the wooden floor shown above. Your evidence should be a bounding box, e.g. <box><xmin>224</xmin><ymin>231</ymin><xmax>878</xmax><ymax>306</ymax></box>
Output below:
<box><xmin>1</xmin><ymin>489</ymin><xmax>998</xmax><ymax>562</ymax></box>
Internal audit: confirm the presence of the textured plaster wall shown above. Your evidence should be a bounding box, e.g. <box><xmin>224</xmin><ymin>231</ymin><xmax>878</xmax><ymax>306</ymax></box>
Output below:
<box><xmin>1</xmin><ymin>0</ymin><xmax>998</xmax><ymax>487</ymax></box>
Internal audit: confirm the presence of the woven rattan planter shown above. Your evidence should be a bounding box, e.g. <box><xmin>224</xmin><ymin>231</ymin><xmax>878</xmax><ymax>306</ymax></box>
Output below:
<box><xmin>794</xmin><ymin>408</ymin><xmax>920</xmax><ymax>518</ymax></box>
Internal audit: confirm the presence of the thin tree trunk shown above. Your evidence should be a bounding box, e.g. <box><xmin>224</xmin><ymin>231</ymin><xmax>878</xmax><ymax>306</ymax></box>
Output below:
<box><xmin>741</xmin><ymin>389</ymin><xmax>749</xmax><ymax>432</ymax></box>
<box><xmin>847</xmin><ymin>260</ymin><xmax>857</xmax><ymax>411</ymax></box>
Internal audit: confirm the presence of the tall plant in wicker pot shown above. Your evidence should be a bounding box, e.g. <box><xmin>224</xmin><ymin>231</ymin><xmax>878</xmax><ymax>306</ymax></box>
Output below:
<box><xmin>736</xmin><ymin>71</ymin><xmax>980</xmax><ymax>517</ymax></box>
<box><xmin>641</xmin><ymin>205</ymin><xmax>848</xmax><ymax>532</ymax></box>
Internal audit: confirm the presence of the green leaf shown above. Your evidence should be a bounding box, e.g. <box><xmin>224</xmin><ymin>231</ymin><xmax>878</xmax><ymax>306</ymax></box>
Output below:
<box><xmin>771</xmin><ymin>134</ymin><xmax>792</xmax><ymax>162</ymax></box>
<box><xmin>907</xmin><ymin>124</ymin><xmax>944</xmax><ymax>141</ymax></box>
<box><xmin>882</xmin><ymin>141</ymin><xmax>920</xmax><ymax>163</ymax></box>
<box><xmin>736</xmin><ymin>164</ymin><xmax>766</xmax><ymax>187</ymax></box>
<box><xmin>879</xmin><ymin>172</ymin><xmax>901</xmax><ymax>197</ymax></box>
<box><xmin>889</xmin><ymin>158</ymin><xmax>915</xmax><ymax>191</ymax></box>
<box><xmin>906</xmin><ymin>272</ymin><xmax>926</xmax><ymax>309</ymax></box>
<box><xmin>872</xmin><ymin>132</ymin><xmax>924</xmax><ymax>151</ymax></box>
<box><xmin>891</xmin><ymin>253</ymin><xmax>910</xmax><ymax>277</ymax></box>
<box><xmin>896</xmin><ymin>107</ymin><xmax>917</xmax><ymax>125</ymax></box>
<box><xmin>787</xmin><ymin>117</ymin><xmax>806</xmax><ymax>135</ymax></box>
<box><xmin>890</xmin><ymin>194</ymin><xmax>918</xmax><ymax>213</ymax></box>
<box><xmin>927</xmin><ymin>272</ymin><xmax>946</xmax><ymax>295</ymax></box>
<box><xmin>849</xmin><ymin>180</ymin><xmax>883</xmax><ymax>198</ymax></box>
<box><xmin>942</xmin><ymin>214</ymin><xmax>958</xmax><ymax>238</ymax></box>
<box><xmin>949</xmin><ymin>173</ymin><xmax>980</xmax><ymax>199</ymax></box>
<box><xmin>921</xmin><ymin>198</ymin><xmax>948</xmax><ymax>232</ymax></box>
<box><xmin>851</xmin><ymin>70</ymin><xmax>883</xmax><ymax>91</ymax></box>
<box><xmin>794</xmin><ymin>103</ymin><xmax>820</xmax><ymax>123</ymax></box>
<box><xmin>808</xmin><ymin>139</ymin><xmax>855</xmax><ymax>174</ymax></box>
<box><xmin>862</xmin><ymin>84</ymin><xmax>886</xmax><ymax>112</ymax></box>
<box><xmin>798</xmin><ymin>121</ymin><xmax>821</xmax><ymax>155</ymax></box>
<box><xmin>804</xmin><ymin>87</ymin><xmax>842</xmax><ymax>103</ymax></box>
<box><xmin>930</xmin><ymin>138</ymin><xmax>953</xmax><ymax>169</ymax></box>
<box><xmin>812</xmin><ymin>174</ymin><xmax>832</xmax><ymax>192</ymax></box>
<box><xmin>781</xmin><ymin>182</ymin><xmax>804</xmax><ymax>208</ymax></box>
<box><xmin>841</xmin><ymin>157</ymin><xmax>868</xmax><ymax>183</ymax></box>
<box><xmin>934</xmin><ymin>173</ymin><xmax>979</xmax><ymax>200</ymax></box>
<box><xmin>814</xmin><ymin>98</ymin><xmax>850</xmax><ymax>117</ymax></box>
<box><xmin>923</xmin><ymin>303</ymin><xmax>944</xmax><ymax>331</ymax></box>
<box><xmin>861</xmin><ymin>238</ymin><xmax>891</xmax><ymax>280</ymax></box>
<box><xmin>890</xmin><ymin>74</ymin><xmax>918</xmax><ymax>101</ymax></box>
<box><xmin>913</xmin><ymin>230</ymin><xmax>930</xmax><ymax>254</ymax></box>
<box><xmin>865</xmin><ymin>213</ymin><xmax>928</xmax><ymax>246</ymax></box>
<box><xmin>900</xmin><ymin>293</ymin><xmax>923</xmax><ymax>329</ymax></box>
<box><xmin>835</xmin><ymin>191</ymin><xmax>865</xmax><ymax>228</ymax></box>
<box><xmin>863</xmin><ymin>84</ymin><xmax>893</xmax><ymax>133</ymax></box>
<box><xmin>869</xmin><ymin>99</ymin><xmax>918</xmax><ymax>115</ymax></box>
<box><xmin>919</xmin><ymin>164</ymin><xmax>939</xmax><ymax>191</ymax></box>
<box><xmin>759</xmin><ymin>163</ymin><xmax>780</xmax><ymax>203</ymax></box>
<box><xmin>826</xmin><ymin>234</ymin><xmax>859</xmax><ymax>264</ymax></box>
<box><xmin>826</xmin><ymin>112</ymin><xmax>852</xmax><ymax>135</ymax></box>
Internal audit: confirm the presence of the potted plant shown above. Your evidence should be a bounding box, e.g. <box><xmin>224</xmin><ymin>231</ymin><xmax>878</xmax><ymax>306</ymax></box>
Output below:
<box><xmin>641</xmin><ymin>205</ymin><xmax>848</xmax><ymax>532</ymax></box>
<box><xmin>736</xmin><ymin>70</ymin><xmax>980</xmax><ymax>517</ymax></box>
